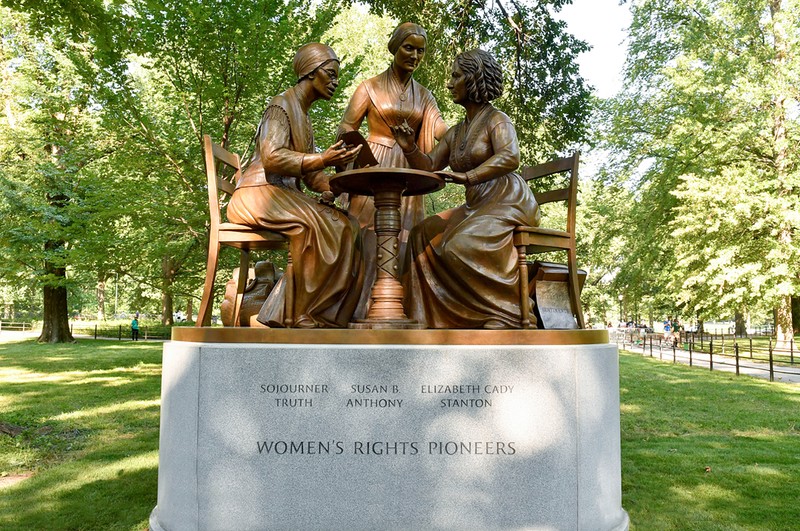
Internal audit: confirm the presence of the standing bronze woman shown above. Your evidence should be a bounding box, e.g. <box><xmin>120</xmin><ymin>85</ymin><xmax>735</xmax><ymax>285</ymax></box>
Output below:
<box><xmin>339</xmin><ymin>22</ymin><xmax>447</xmax><ymax>227</ymax></box>
<box><xmin>338</xmin><ymin>22</ymin><xmax>447</xmax><ymax>316</ymax></box>
<box><xmin>392</xmin><ymin>49</ymin><xmax>540</xmax><ymax>329</ymax></box>
<box><xmin>228</xmin><ymin>43</ymin><xmax>364</xmax><ymax>328</ymax></box>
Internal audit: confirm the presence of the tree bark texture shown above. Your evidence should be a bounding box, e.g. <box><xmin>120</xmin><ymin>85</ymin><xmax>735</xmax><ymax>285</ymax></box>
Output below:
<box><xmin>38</xmin><ymin>241</ymin><xmax>74</xmax><ymax>343</ymax></box>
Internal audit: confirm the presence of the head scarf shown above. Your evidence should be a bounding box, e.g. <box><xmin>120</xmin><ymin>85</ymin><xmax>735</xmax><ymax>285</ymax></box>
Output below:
<box><xmin>293</xmin><ymin>43</ymin><xmax>339</xmax><ymax>82</ymax></box>
<box><xmin>387</xmin><ymin>22</ymin><xmax>427</xmax><ymax>55</ymax></box>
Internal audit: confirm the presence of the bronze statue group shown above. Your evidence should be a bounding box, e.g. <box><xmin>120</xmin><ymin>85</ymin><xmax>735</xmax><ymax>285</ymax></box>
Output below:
<box><xmin>228</xmin><ymin>23</ymin><xmax>540</xmax><ymax>330</ymax></box>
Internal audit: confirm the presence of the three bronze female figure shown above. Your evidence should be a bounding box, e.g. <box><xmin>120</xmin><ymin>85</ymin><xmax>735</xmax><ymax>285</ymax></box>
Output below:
<box><xmin>229</xmin><ymin>25</ymin><xmax>541</xmax><ymax>329</ymax></box>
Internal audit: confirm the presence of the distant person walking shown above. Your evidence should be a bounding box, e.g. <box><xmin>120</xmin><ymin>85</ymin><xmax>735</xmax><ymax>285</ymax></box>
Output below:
<box><xmin>131</xmin><ymin>314</ymin><xmax>140</xmax><ymax>341</ymax></box>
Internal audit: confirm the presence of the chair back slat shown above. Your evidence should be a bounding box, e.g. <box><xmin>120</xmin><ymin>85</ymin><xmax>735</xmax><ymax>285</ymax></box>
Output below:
<box><xmin>211</xmin><ymin>142</ymin><xmax>240</xmax><ymax>169</ymax></box>
<box><xmin>217</xmin><ymin>178</ymin><xmax>236</xmax><ymax>196</ymax></box>
<box><xmin>520</xmin><ymin>157</ymin><xmax>574</xmax><ymax>181</ymax></box>
<box><xmin>203</xmin><ymin>134</ymin><xmax>242</xmax><ymax>229</ymax></box>
<box><xmin>534</xmin><ymin>188</ymin><xmax>569</xmax><ymax>206</ymax></box>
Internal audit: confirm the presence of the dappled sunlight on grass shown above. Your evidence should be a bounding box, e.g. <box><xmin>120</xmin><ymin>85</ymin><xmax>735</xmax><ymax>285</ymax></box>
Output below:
<box><xmin>742</xmin><ymin>464</ymin><xmax>787</xmax><ymax>477</ymax></box>
<box><xmin>0</xmin><ymin>367</ymin><xmax>74</xmax><ymax>383</ymax></box>
<box><xmin>619</xmin><ymin>351</ymin><xmax>800</xmax><ymax>529</ymax></box>
<box><xmin>620</xmin><ymin>403</ymin><xmax>641</xmax><ymax>414</ymax></box>
<box><xmin>34</xmin><ymin>450</ymin><xmax>159</xmax><ymax>499</ymax></box>
<box><xmin>51</xmin><ymin>399</ymin><xmax>160</xmax><ymax>421</ymax></box>
<box><xmin>0</xmin><ymin>339</ymin><xmax>162</xmax><ymax>528</ymax></box>
<box><xmin>671</xmin><ymin>483</ymin><xmax>739</xmax><ymax>503</ymax></box>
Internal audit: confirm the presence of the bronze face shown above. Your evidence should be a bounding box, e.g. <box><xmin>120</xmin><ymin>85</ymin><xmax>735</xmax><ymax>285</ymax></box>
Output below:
<box><xmin>393</xmin><ymin>34</ymin><xmax>426</xmax><ymax>75</ymax></box>
<box><xmin>447</xmin><ymin>61</ymin><xmax>468</xmax><ymax>105</ymax></box>
<box><xmin>310</xmin><ymin>62</ymin><xmax>340</xmax><ymax>100</ymax></box>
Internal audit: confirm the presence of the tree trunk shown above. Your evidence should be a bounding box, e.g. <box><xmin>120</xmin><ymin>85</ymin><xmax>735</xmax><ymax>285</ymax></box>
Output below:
<box><xmin>186</xmin><ymin>298</ymin><xmax>193</xmax><ymax>323</ymax></box>
<box><xmin>161</xmin><ymin>256</ymin><xmax>175</xmax><ymax>326</ymax></box>
<box><xmin>792</xmin><ymin>295</ymin><xmax>800</xmax><ymax>335</ymax></box>
<box><xmin>97</xmin><ymin>275</ymin><xmax>106</xmax><ymax>321</ymax></box>
<box><xmin>775</xmin><ymin>295</ymin><xmax>793</xmax><ymax>344</ymax></box>
<box><xmin>734</xmin><ymin>310</ymin><xmax>746</xmax><ymax>337</ymax></box>
<box><xmin>38</xmin><ymin>243</ymin><xmax>74</xmax><ymax>343</ymax></box>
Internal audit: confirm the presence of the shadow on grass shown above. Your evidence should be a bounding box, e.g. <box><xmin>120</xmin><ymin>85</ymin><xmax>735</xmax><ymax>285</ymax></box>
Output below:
<box><xmin>3</xmin><ymin>460</ymin><xmax>157</xmax><ymax>529</ymax></box>
<box><xmin>619</xmin><ymin>352</ymin><xmax>800</xmax><ymax>530</ymax></box>
<box><xmin>0</xmin><ymin>339</ymin><xmax>161</xmax><ymax>529</ymax></box>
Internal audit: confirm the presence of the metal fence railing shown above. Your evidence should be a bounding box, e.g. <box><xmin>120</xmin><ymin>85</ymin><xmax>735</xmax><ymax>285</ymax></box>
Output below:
<box><xmin>0</xmin><ymin>321</ymin><xmax>34</xmax><ymax>332</ymax></box>
<box><xmin>611</xmin><ymin>328</ymin><xmax>800</xmax><ymax>383</ymax></box>
<box><xmin>69</xmin><ymin>323</ymin><xmax>172</xmax><ymax>341</ymax></box>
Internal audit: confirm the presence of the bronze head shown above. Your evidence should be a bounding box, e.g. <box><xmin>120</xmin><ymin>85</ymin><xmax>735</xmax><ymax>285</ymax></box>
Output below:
<box><xmin>387</xmin><ymin>22</ymin><xmax>427</xmax><ymax>55</ymax></box>
<box><xmin>454</xmin><ymin>49</ymin><xmax>504</xmax><ymax>103</ymax></box>
<box><xmin>293</xmin><ymin>43</ymin><xmax>339</xmax><ymax>83</ymax></box>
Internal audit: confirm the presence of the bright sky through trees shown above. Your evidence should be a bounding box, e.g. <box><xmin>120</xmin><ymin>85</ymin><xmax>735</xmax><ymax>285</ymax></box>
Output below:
<box><xmin>556</xmin><ymin>0</ymin><xmax>631</xmax><ymax>98</ymax></box>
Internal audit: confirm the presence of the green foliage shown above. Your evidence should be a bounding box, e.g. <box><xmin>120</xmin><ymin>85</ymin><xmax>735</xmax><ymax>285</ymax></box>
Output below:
<box><xmin>600</xmin><ymin>0</ymin><xmax>800</xmax><ymax>331</ymax></box>
<box><xmin>1</xmin><ymin>0</ymin><xmax>594</xmax><ymax>322</ymax></box>
<box><xmin>364</xmin><ymin>0</ymin><xmax>593</xmax><ymax>162</ymax></box>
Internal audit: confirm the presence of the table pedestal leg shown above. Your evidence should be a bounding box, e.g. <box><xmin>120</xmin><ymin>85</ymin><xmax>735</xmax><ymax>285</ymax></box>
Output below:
<box><xmin>350</xmin><ymin>182</ymin><xmax>423</xmax><ymax>329</ymax></box>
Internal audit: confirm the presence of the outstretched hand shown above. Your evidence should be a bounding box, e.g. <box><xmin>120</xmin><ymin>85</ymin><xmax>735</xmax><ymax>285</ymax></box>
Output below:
<box><xmin>389</xmin><ymin>120</ymin><xmax>416</xmax><ymax>153</ymax></box>
<box><xmin>321</xmin><ymin>140</ymin><xmax>362</xmax><ymax>168</ymax></box>
<box><xmin>435</xmin><ymin>170</ymin><xmax>468</xmax><ymax>185</ymax></box>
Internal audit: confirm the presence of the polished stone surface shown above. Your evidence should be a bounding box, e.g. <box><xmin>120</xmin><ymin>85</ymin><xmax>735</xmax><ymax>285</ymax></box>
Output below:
<box><xmin>151</xmin><ymin>336</ymin><xmax>628</xmax><ymax>530</ymax></box>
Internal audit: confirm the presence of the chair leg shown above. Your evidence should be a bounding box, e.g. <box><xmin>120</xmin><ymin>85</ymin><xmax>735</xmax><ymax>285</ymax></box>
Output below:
<box><xmin>567</xmin><ymin>247</ymin><xmax>585</xmax><ymax>329</ymax></box>
<box><xmin>232</xmin><ymin>249</ymin><xmax>250</xmax><ymax>327</ymax></box>
<box><xmin>197</xmin><ymin>239</ymin><xmax>221</xmax><ymax>327</ymax></box>
<box><xmin>283</xmin><ymin>252</ymin><xmax>294</xmax><ymax>328</ymax></box>
<box><xmin>518</xmin><ymin>245</ymin><xmax>532</xmax><ymax>328</ymax></box>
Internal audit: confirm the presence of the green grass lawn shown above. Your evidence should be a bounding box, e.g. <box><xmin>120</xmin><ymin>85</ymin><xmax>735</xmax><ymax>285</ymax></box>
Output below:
<box><xmin>1</xmin><ymin>339</ymin><xmax>798</xmax><ymax>529</ymax></box>
<box><xmin>620</xmin><ymin>350</ymin><xmax>800</xmax><ymax>530</ymax></box>
<box><xmin>0</xmin><ymin>339</ymin><xmax>161</xmax><ymax>530</ymax></box>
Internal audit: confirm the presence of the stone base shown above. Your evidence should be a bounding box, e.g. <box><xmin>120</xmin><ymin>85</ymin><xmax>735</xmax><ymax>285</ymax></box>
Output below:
<box><xmin>150</xmin><ymin>330</ymin><xmax>628</xmax><ymax>530</ymax></box>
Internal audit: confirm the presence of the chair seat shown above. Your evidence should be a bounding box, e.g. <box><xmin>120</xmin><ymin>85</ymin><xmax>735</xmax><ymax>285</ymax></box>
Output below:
<box><xmin>218</xmin><ymin>223</ymin><xmax>287</xmax><ymax>249</ymax></box>
<box><xmin>515</xmin><ymin>226</ymin><xmax>569</xmax><ymax>238</ymax></box>
<box><xmin>514</xmin><ymin>227</ymin><xmax>572</xmax><ymax>251</ymax></box>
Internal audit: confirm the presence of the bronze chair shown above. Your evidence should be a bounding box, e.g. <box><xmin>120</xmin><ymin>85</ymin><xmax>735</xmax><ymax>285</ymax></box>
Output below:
<box><xmin>514</xmin><ymin>152</ymin><xmax>585</xmax><ymax>329</ymax></box>
<box><xmin>196</xmin><ymin>134</ymin><xmax>293</xmax><ymax>327</ymax></box>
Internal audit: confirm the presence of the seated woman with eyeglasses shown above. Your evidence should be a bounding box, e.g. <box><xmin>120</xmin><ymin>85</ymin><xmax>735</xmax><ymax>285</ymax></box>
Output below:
<box><xmin>228</xmin><ymin>43</ymin><xmax>364</xmax><ymax>328</ymax></box>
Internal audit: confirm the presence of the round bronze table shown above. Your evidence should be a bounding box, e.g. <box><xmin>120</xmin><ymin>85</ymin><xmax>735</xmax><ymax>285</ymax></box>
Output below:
<box><xmin>331</xmin><ymin>167</ymin><xmax>444</xmax><ymax>329</ymax></box>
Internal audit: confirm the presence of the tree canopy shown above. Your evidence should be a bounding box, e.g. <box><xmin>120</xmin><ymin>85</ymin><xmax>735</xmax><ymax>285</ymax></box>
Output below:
<box><xmin>0</xmin><ymin>0</ymin><xmax>593</xmax><ymax>336</ymax></box>
<box><xmin>598</xmin><ymin>0</ymin><xmax>800</xmax><ymax>337</ymax></box>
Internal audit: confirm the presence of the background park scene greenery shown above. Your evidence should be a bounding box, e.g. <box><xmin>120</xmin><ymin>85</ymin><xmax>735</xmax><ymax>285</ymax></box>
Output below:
<box><xmin>2</xmin><ymin>0</ymin><xmax>799</xmax><ymax>341</ymax></box>
<box><xmin>1</xmin><ymin>3</ymin><xmax>799</xmax><ymax>528</ymax></box>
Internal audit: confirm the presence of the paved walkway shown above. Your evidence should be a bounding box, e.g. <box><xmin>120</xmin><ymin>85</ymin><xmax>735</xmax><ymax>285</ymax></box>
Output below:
<box><xmin>0</xmin><ymin>330</ymin><xmax>39</xmax><ymax>343</ymax></box>
<box><xmin>618</xmin><ymin>339</ymin><xmax>800</xmax><ymax>384</ymax></box>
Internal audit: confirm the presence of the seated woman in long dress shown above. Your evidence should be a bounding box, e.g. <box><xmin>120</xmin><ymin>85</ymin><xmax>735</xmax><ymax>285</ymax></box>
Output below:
<box><xmin>391</xmin><ymin>49</ymin><xmax>540</xmax><ymax>329</ymax></box>
<box><xmin>228</xmin><ymin>43</ymin><xmax>364</xmax><ymax>328</ymax></box>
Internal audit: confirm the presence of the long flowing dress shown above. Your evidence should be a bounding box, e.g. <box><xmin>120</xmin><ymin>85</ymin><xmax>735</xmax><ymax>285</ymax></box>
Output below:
<box><xmin>339</xmin><ymin>69</ymin><xmax>447</xmax><ymax>317</ymax></box>
<box><xmin>227</xmin><ymin>87</ymin><xmax>364</xmax><ymax>328</ymax></box>
<box><xmin>403</xmin><ymin>105</ymin><xmax>540</xmax><ymax>329</ymax></box>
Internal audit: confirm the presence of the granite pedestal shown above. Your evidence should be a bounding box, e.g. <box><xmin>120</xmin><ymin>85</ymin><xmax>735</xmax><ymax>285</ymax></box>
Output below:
<box><xmin>150</xmin><ymin>329</ymin><xmax>628</xmax><ymax>530</ymax></box>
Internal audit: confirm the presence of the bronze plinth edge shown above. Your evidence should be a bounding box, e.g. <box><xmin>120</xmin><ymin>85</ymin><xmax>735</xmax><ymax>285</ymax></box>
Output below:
<box><xmin>172</xmin><ymin>327</ymin><xmax>609</xmax><ymax>345</ymax></box>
